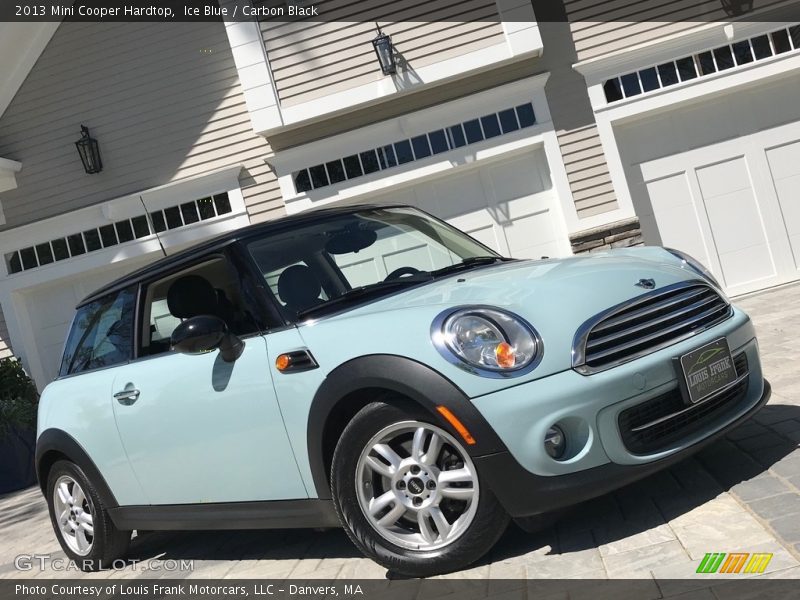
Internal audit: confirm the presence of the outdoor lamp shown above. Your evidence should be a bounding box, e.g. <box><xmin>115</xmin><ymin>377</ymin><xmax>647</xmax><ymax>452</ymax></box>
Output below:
<box><xmin>372</xmin><ymin>24</ymin><xmax>396</xmax><ymax>75</ymax></box>
<box><xmin>75</xmin><ymin>125</ymin><xmax>102</xmax><ymax>174</ymax></box>
<box><xmin>720</xmin><ymin>0</ymin><xmax>753</xmax><ymax>15</ymax></box>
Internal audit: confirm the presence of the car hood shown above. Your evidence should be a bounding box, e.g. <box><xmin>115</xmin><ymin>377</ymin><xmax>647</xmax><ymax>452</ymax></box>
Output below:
<box><xmin>295</xmin><ymin>247</ymin><xmax>717</xmax><ymax>396</ymax></box>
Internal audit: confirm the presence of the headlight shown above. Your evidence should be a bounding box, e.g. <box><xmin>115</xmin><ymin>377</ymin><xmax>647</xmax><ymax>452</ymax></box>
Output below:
<box><xmin>665</xmin><ymin>248</ymin><xmax>723</xmax><ymax>290</ymax></box>
<box><xmin>431</xmin><ymin>307</ymin><xmax>542</xmax><ymax>377</ymax></box>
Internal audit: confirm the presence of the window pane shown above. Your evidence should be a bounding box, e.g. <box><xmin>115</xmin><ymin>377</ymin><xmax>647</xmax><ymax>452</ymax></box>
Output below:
<box><xmin>20</xmin><ymin>247</ymin><xmax>37</xmax><ymax>270</ymax></box>
<box><xmin>676</xmin><ymin>57</ymin><xmax>698</xmax><ymax>81</ymax></box>
<box><xmin>164</xmin><ymin>206</ymin><xmax>183</xmax><ymax>230</ymax></box>
<box><xmin>326</xmin><ymin>159</ymin><xmax>346</xmax><ymax>184</ymax></box>
<box><xmin>196</xmin><ymin>198</ymin><xmax>215</xmax><ymax>221</ymax></box>
<box><xmin>639</xmin><ymin>67</ymin><xmax>659</xmax><ymax>92</ymax></box>
<box><xmin>394</xmin><ymin>139</ymin><xmax>414</xmax><ymax>164</ymax></box>
<box><xmin>462</xmin><ymin>119</ymin><xmax>483</xmax><ymax>144</ymax></box>
<box><xmin>99</xmin><ymin>224</ymin><xmax>118</xmax><ymax>248</ymax></box>
<box><xmin>309</xmin><ymin>165</ymin><xmax>329</xmax><ymax>189</ymax></box>
<box><xmin>52</xmin><ymin>239</ymin><xmax>69</xmax><ymax>261</ymax></box>
<box><xmin>498</xmin><ymin>108</ymin><xmax>520</xmax><ymax>132</ymax></box>
<box><xmin>6</xmin><ymin>251</ymin><xmax>22</xmax><ymax>274</ymax></box>
<box><xmin>772</xmin><ymin>29</ymin><xmax>791</xmax><ymax>53</ymax></box>
<box><xmin>36</xmin><ymin>243</ymin><xmax>54</xmax><ymax>266</ymax></box>
<box><xmin>115</xmin><ymin>220</ymin><xmax>135</xmax><ymax>243</ymax></box>
<box><xmin>343</xmin><ymin>155</ymin><xmax>363</xmax><ymax>179</ymax></box>
<box><xmin>360</xmin><ymin>150</ymin><xmax>380</xmax><ymax>174</ymax></box>
<box><xmin>603</xmin><ymin>78</ymin><xmax>624</xmax><ymax>102</ymax></box>
<box><xmin>447</xmin><ymin>124</ymin><xmax>467</xmax><ymax>148</ymax></box>
<box><xmin>68</xmin><ymin>233</ymin><xmax>86</xmax><ymax>256</ymax></box>
<box><xmin>378</xmin><ymin>145</ymin><xmax>397</xmax><ymax>169</ymax></box>
<box><xmin>411</xmin><ymin>134</ymin><xmax>431</xmax><ymax>159</ymax></box>
<box><xmin>480</xmin><ymin>114</ymin><xmax>502</xmax><ymax>138</ymax></box>
<box><xmin>713</xmin><ymin>46</ymin><xmax>734</xmax><ymax>70</ymax></box>
<box><xmin>698</xmin><ymin>51</ymin><xmax>716</xmax><ymax>75</ymax></box>
<box><xmin>657</xmin><ymin>63</ymin><xmax>679</xmax><ymax>86</ymax></box>
<box><xmin>790</xmin><ymin>25</ymin><xmax>800</xmax><ymax>49</ymax></box>
<box><xmin>751</xmin><ymin>34</ymin><xmax>772</xmax><ymax>59</ymax></box>
<box><xmin>180</xmin><ymin>202</ymin><xmax>199</xmax><ymax>225</ymax></box>
<box><xmin>60</xmin><ymin>288</ymin><xmax>135</xmax><ymax>376</ymax></box>
<box><xmin>516</xmin><ymin>103</ymin><xmax>536</xmax><ymax>127</ymax></box>
<box><xmin>150</xmin><ymin>211</ymin><xmax>167</xmax><ymax>233</ymax></box>
<box><xmin>428</xmin><ymin>130</ymin><xmax>449</xmax><ymax>154</ymax></box>
<box><xmin>620</xmin><ymin>72</ymin><xmax>641</xmax><ymax>97</ymax></box>
<box><xmin>84</xmin><ymin>229</ymin><xmax>102</xmax><ymax>252</ymax></box>
<box><xmin>732</xmin><ymin>40</ymin><xmax>753</xmax><ymax>65</ymax></box>
<box><xmin>294</xmin><ymin>169</ymin><xmax>312</xmax><ymax>193</ymax></box>
<box><xmin>214</xmin><ymin>192</ymin><xmax>231</xmax><ymax>215</ymax></box>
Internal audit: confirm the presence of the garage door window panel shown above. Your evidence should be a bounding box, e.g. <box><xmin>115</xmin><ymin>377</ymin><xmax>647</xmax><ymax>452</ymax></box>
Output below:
<box><xmin>59</xmin><ymin>287</ymin><xmax>136</xmax><ymax>376</ymax></box>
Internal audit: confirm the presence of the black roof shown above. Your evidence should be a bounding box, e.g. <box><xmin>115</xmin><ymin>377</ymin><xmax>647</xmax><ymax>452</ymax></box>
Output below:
<box><xmin>78</xmin><ymin>203</ymin><xmax>390</xmax><ymax>307</ymax></box>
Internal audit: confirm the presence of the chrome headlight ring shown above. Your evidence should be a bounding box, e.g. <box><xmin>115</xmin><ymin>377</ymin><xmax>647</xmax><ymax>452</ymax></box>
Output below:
<box><xmin>665</xmin><ymin>247</ymin><xmax>724</xmax><ymax>291</ymax></box>
<box><xmin>430</xmin><ymin>306</ymin><xmax>544</xmax><ymax>378</ymax></box>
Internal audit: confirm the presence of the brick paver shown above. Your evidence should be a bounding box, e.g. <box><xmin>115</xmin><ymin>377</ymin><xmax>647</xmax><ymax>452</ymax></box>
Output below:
<box><xmin>1</xmin><ymin>283</ymin><xmax>800</xmax><ymax>591</ymax></box>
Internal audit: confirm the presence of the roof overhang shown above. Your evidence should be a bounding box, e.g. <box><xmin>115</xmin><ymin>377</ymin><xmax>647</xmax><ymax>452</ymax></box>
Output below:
<box><xmin>0</xmin><ymin>22</ymin><xmax>59</xmax><ymax>120</ymax></box>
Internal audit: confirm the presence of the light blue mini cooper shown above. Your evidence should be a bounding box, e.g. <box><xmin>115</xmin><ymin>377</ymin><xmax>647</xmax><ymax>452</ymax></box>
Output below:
<box><xmin>37</xmin><ymin>204</ymin><xmax>769</xmax><ymax>576</ymax></box>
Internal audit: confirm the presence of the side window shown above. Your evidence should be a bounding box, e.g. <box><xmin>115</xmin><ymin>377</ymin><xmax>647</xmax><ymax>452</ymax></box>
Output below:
<box><xmin>139</xmin><ymin>257</ymin><xmax>258</xmax><ymax>357</ymax></box>
<box><xmin>59</xmin><ymin>288</ymin><xmax>136</xmax><ymax>376</ymax></box>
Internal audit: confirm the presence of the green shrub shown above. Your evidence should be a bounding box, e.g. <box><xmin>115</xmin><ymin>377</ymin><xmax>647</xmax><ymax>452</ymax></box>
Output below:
<box><xmin>0</xmin><ymin>358</ymin><xmax>38</xmax><ymax>439</ymax></box>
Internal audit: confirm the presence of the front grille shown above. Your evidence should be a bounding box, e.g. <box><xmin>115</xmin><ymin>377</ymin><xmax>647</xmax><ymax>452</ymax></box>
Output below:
<box><xmin>573</xmin><ymin>282</ymin><xmax>732</xmax><ymax>374</ymax></box>
<box><xmin>618</xmin><ymin>352</ymin><xmax>749</xmax><ymax>455</ymax></box>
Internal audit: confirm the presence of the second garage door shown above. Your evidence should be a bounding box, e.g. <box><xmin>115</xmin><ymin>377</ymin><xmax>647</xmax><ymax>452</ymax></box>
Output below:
<box><xmin>618</xmin><ymin>74</ymin><xmax>800</xmax><ymax>297</ymax></box>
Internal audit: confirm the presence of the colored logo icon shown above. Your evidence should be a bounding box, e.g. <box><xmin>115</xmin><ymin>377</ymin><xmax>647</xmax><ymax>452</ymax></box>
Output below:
<box><xmin>696</xmin><ymin>552</ymin><xmax>773</xmax><ymax>574</ymax></box>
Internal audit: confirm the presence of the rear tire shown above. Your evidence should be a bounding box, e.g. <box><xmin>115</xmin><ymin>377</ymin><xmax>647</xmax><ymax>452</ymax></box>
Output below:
<box><xmin>331</xmin><ymin>400</ymin><xmax>509</xmax><ymax>577</ymax></box>
<box><xmin>46</xmin><ymin>460</ymin><xmax>130</xmax><ymax>571</ymax></box>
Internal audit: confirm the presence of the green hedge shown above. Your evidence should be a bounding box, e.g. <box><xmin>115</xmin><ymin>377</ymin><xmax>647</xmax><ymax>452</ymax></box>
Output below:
<box><xmin>0</xmin><ymin>358</ymin><xmax>38</xmax><ymax>438</ymax></box>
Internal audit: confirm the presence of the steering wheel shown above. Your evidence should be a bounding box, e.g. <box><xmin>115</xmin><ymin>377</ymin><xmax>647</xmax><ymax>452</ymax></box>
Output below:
<box><xmin>384</xmin><ymin>266</ymin><xmax>421</xmax><ymax>281</ymax></box>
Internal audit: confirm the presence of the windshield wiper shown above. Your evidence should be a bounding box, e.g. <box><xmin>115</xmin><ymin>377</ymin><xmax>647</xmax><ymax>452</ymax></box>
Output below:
<box><xmin>296</xmin><ymin>274</ymin><xmax>433</xmax><ymax>320</ymax></box>
<box><xmin>431</xmin><ymin>255</ymin><xmax>514</xmax><ymax>277</ymax></box>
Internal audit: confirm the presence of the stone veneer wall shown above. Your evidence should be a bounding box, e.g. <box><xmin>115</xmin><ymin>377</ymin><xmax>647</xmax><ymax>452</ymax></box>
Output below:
<box><xmin>570</xmin><ymin>217</ymin><xmax>644</xmax><ymax>254</ymax></box>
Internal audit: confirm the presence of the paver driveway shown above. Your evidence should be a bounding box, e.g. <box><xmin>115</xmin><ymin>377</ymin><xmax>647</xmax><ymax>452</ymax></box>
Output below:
<box><xmin>2</xmin><ymin>283</ymin><xmax>800</xmax><ymax>592</ymax></box>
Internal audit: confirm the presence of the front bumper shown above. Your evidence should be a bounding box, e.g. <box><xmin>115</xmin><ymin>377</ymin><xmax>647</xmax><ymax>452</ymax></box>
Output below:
<box><xmin>476</xmin><ymin>379</ymin><xmax>770</xmax><ymax>517</ymax></box>
<box><xmin>468</xmin><ymin>307</ymin><xmax>768</xmax><ymax>516</ymax></box>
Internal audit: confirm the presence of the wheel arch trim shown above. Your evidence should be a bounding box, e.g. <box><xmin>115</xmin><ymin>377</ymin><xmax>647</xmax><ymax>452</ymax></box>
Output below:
<box><xmin>306</xmin><ymin>354</ymin><xmax>507</xmax><ymax>499</ymax></box>
<box><xmin>35</xmin><ymin>428</ymin><xmax>120</xmax><ymax>510</ymax></box>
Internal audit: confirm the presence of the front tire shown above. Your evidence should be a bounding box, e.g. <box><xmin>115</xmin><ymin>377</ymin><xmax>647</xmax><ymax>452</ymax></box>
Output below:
<box><xmin>46</xmin><ymin>460</ymin><xmax>130</xmax><ymax>571</ymax></box>
<box><xmin>331</xmin><ymin>400</ymin><xmax>509</xmax><ymax>577</ymax></box>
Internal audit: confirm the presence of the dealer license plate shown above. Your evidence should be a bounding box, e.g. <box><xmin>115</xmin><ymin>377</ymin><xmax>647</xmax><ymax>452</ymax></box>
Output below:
<box><xmin>679</xmin><ymin>338</ymin><xmax>737</xmax><ymax>405</ymax></box>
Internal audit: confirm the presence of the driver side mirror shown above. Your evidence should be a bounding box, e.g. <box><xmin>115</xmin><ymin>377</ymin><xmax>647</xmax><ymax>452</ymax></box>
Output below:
<box><xmin>170</xmin><ymin>315</ymin><xmax>244</xmax><ymax>363</ymax></box>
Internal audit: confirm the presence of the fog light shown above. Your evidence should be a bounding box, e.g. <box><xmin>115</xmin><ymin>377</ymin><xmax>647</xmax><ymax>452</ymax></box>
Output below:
<box><xmin>544</xmin><ymin>426</ymin><xmax>566</xmax><ymax>459</ymax></box>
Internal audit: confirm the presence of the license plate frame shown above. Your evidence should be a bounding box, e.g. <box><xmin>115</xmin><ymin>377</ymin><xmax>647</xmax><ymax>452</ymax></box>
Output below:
<box><xmin>677</xmin><ymin>337</ymin><xmax>738</xmax><ymax>405</ymax></box>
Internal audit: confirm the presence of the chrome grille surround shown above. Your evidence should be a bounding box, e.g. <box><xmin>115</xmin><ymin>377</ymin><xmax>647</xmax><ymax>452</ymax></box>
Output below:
<box><xmin>572</xmin><ymin>281</ymin><xmax>733</xmax><ymax>375</ymax></box>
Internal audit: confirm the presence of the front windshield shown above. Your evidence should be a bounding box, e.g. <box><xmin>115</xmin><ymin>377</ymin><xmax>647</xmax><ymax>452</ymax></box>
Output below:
<box><xmin>246</xmin><ymin>206</ymin><xmax>500</xmax><ymax>321</ymax></box>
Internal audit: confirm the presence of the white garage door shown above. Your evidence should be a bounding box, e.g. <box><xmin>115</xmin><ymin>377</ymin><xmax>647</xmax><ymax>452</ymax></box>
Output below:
<box><xmin>355</xmin><ymin>148</ymin><xmax>568</xmax><ymax>263</ymax></box>
<box><xmin>618</xmin><ymin>75</ymin><xmax>800</xmax><ymax>297</ymax></box>
<box><xmin>18</xmin><ymin>260</ymin><xmax>149</xmax><ymax>386</ymax></box>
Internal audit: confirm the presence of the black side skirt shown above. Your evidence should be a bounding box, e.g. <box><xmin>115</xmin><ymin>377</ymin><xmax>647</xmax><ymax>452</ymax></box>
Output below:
<box><xmin>108</xmin><ymin>499</ymin><xmax>340</xmax><ymax>531</ymax></box>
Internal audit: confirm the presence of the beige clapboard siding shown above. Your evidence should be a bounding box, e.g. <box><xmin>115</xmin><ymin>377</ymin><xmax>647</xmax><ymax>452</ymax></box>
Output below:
<box><xmin>566</xmin><ymin>0</ymin><xmax>790</xmax><ymax>61</ymax></box>
<box><xmin>0</xmin><ymin>306</ymin><xmax>12</xmax><ymax>359</ymax></box>
<box><xmin>0</xmin><ymin>21</ymin><xmax>282</xmax><ymax>231</ymax></box>
<box><xmin>260</xmin><ymin>0</ymin><xmax>504</xmax><ymax>107</ymax></box>
<box><xmin>557</xmin><ymin>124</ymin><xmax>617</xmax><ymax>218</ymax></box>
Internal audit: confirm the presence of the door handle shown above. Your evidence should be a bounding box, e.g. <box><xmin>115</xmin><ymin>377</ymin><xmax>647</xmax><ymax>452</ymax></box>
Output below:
<box><xmin>114</xmin><ymin>388</ymin><xmax>140</xmax><ymax>405</ymax></box>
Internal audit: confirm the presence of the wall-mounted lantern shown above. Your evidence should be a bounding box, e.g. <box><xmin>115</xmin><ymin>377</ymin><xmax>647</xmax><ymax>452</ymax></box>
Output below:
<box><xmin>75</xmin><ymin>125</ymin><xmax>102</xmax><ymax>174</ymax></box>
<box><xmin>372</xmin><ymin>23</ymin><xmax>396</xmax><ymax>75</ymax></box>
<box><xmin>720</xmin><ymin>0</ymin><xmax>753</xmax><ymax>15</ymax></box>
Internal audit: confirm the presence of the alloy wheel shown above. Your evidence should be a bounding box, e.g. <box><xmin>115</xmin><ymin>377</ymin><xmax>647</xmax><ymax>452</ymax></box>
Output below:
<box><xmin>53</xmin><ymin>475</ymin><xmax>95</xmax><ymax>556</ymax></box>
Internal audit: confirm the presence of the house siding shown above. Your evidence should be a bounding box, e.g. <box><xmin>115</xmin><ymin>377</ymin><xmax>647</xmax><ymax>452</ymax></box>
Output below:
<box><xmin>0</xmin><ymin>21</ymin><xmax>284</xmax><ymax>232</ymax></box>
<box><xmin>260</xmin><ymin>0</ymin><xmax>505</xmax><ymax>108</ymax></box>
<box><xmin>566</xmin><ymin>0</ymin><xmax>790</xmax><ymax>62</ymax></box>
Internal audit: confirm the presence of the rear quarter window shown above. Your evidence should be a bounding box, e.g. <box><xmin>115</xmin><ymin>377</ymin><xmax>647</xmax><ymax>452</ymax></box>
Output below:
<box><xmin>59</xmin><ymin>287</ymin><xmax>136</xmax><ymax>377</ymax></box>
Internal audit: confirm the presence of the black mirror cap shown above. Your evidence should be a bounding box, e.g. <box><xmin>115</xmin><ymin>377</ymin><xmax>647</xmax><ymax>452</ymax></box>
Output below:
<box><xmin>170</xmin><ymin>315</ymin><xmax>243</xmax><ymax>362</ymax></box>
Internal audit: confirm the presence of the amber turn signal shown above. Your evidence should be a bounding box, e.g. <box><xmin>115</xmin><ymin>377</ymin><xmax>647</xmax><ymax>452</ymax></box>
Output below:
<box><xmin>436</xmin><ymin>405</ymin><xmax>477</xmax><ymax>445</ymax></box>
<box><xmin>494</xmin><ymin>341</ymin><xmax>516</xmax><ymax>369</ymax></box>
<box><xmin>275</xmin><ymin>354</ymin><xmax>291</xmax><ymax>371</ymax></box>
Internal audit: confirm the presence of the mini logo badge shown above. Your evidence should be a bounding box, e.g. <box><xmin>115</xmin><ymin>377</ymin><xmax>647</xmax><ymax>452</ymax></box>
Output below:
<box><xmin>636</xmin><ymin>278</ymin><xmax>656</xmax><ymax>289</ymax></box>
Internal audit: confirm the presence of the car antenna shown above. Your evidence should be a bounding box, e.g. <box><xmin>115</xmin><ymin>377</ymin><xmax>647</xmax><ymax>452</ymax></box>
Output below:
<box><xmin>139</xmin><ymin>195</ymin><xmax>167</xmax><ymax>257</ymax></box>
